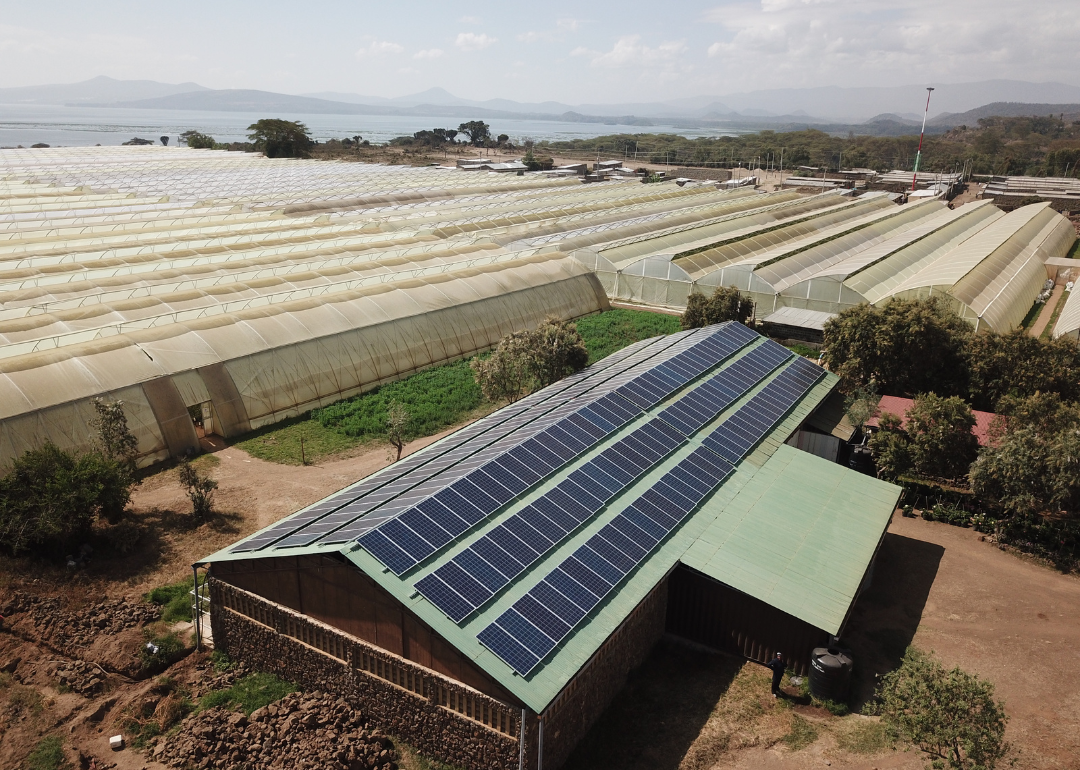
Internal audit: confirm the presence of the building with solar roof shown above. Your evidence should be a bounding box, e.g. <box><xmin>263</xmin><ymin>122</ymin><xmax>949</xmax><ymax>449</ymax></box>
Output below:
<box><xmin>197</xmin><ymin>322</ymin><xmax>901</xmax><ymax>770</ymax></box>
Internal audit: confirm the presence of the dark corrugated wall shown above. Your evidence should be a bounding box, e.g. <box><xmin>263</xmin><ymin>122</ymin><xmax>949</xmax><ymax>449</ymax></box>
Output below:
<box><xmin>665</xmin><ymin>565</ymin><xmax>829</xmax><ymax>676</ymax></box>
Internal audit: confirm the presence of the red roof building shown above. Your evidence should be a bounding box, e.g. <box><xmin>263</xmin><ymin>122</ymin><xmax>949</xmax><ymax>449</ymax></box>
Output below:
<box><xmin>866</xmin><ymin>395</ymin><xmax>996</xmax><ymax>446</ymax></box>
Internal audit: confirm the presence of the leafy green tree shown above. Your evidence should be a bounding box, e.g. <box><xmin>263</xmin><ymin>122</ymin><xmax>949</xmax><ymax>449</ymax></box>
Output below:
<box><xmin>471</xmin><ymin>332</ymin><xmax>533</xmax><ymax>404</ymax></box>
<box><xmin>844</xmin><ymin>383</ymin><xmax>879</xmax><ymax>431</ymax></box>
<box><xmin>247</xmin><ymin>119</ymin><xmax>313</xmax><ymax>158</ymax></box>
<box><xmin>868</xmin><ymin>412</ymin><xmax>912</xmax><ymax>480</ymax></box>
<box><xmin>906</xmin><ymin>394</ymin><xmax>980</xmax><ymax>481</ymax></box>
<box><xmin>970</xmin><ymin>393</ymin><xmax>1080</xmax><ymax>517</ymax></box>
<box><xmin>457</xmin><ymin>120</ymin><xmax>491</xmax><ymax>146</ymax></box>
<box><xmin>0</xmin><ymin>443</ymin><xmax>129</xmax><ymax>555</ymax></box>
<box><xmin>681</xmin><ymin>286</ymin><xmax>754</xmax><ymax>330</ymax></box>
<box><xmin>181</xmin><ymin>130</ymin><xmax>216</xmax><ymax>149</ymax></box>
<box><xmin>178</xmin><ymin>459</ymin><xmax>218</xmax><ymax>520</ymax></box>
<box><xmin>965</xmin><ymin>330</ymin><xmax>1080</xmax><ymax>411</ymax></box>
<box><xmin>822</xmin><ymin>298</ymin><xmax>971</xmax><ymax>397</ymax></box>
<box><xmin>877</xmin><ymin>648</ymin><xmax>1009</xmax><ymax>769</ymax></box>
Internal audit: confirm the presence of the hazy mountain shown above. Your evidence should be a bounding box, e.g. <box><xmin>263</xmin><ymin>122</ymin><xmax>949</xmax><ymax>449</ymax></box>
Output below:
<box><xmin>864</xmin><ymin>113</ymin><xmax>922</xmax><ymax>125</ymax></box>
<box><xmin>0</xmin><ymin>75</ymin><xmax>209</xmax><ymax>105</ymax></box>
<box><xmin>301</xmin><ymin>91</ymin><xmax>391</xmax><ymax>105</ymax></box>
<box><xmin>929</xmin><ymin>102</ymin><xmax>1080</xmax><ymax>127</ymax></box>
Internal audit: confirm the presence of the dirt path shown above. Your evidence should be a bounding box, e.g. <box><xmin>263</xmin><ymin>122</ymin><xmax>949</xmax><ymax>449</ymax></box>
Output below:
<box><xmin>1028</xmin><ymin>285</ymin><xmax>1064</xmax><ymax>337</ymax></box>
<box><xmin>127</xmin><ymin>428</ymin><xmax>457</xmax><ymax>591</ymax></box>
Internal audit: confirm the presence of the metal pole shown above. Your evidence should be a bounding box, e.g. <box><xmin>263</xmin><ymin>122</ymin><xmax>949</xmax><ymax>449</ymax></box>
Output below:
<box><xmin>192</xmin><ymin>564</ymin><xmax>201</xmax><ymax>650</ymax></box>
<box><xmin>911</xmin><ymin>87</ymin><xmax>935</xmax><ymax>191</ymax></box>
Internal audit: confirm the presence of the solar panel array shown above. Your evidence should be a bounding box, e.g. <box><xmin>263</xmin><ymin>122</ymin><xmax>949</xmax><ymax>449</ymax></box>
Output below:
<box><xmin>476</xmin><ymin>354</ymin><xmax>825</xmax><ymax>677</ymax></box>
<box><xmin>414</xmin><ymin>335</ymin><xmax>789</xmax><ymax>622</ymax></box>
<box><xmin>360</xmin><ymin>323</ymin><xmax>760</xmax><ymax>575</ymax></box>
<box><xmin>228</xmin><ymin>335</ymin><xmax>667</xmax><ymax>554</ymax></box>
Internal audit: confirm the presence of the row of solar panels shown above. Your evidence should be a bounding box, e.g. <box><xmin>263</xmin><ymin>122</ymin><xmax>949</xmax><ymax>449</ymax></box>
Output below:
<box><xmin>229</xmin><ymin>327</ymin><xmax>703</xmax><ymax>553</ymax></box>
<box><xmin>477</xmin><ymin>356</ymin><xmax>825</xmax><ymax>676</ymax></box>
<box><xmin>357</xmin><ymin>323</ymin><xmax>760</xmax><ymax>576</ymax></box>
<box><xmin>413</xmin><ymin>339</ymin><xmax>792</xmax><ymax>623</ymax></box>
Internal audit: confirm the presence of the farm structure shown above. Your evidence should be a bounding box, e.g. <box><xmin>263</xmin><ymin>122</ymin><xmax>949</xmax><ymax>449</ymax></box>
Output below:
<box><xmin>199</xmin><ymin>322</ymin><xmax>900</xmax><ymax>770</ymax></box>
<box><xmin>0</xmin><ymin>146</ymin><xmax>766</xmax><ymax>468</ymax></box>
<box><xmin>575</xmin><ymin>193</ymin><xmax>1076</xmax><ymax>332</ymax></box>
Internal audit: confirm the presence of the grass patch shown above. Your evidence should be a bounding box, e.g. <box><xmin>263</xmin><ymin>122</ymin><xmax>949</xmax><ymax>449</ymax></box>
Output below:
<box><xmin>1040</xmin><ymin>286</ymin><xmax>1070</xmax><ymax>340</ymax></box>
<box><xmin>139</xmin><ymin>630</ymin><xmax>186</xmax><ymax>672</ymax></box>
<box><xmin>395</xmin><ymin>740</ymin><xmax>470</xmax><ymax>770</ymax></box>
<box><xmin>783</xmin><ymin>342</ymin><xmax>821</xmax><ymax>359</ymax></box>
<box><xmin>1067</xmin><ymin>238</ymin><xmax>1080</xmax><ymax>259</ymax></box>
<box><xmin>834</xmin><ymin>718</ymin><xmax>892</xmax><ymax>754</ymax></box>
<box><xmin>1020</xmin><ymin>299</ymin><xmax>1044</xmax><ymax>330</ymax></box>
<box><xmin>781</xmin><ymin>714</ymin><xmax>818</xmax><ymax>750</ymax></box>
<box><xmin>199</xmin><ymin>672</ymin><xmax>298</xmax><ymax>715</ymax></box>
<box><xmin>145</xmin><ymin>577</ymin><xmax>194</xmax><ymax>623</ymax></box>
<box><xmin>25</xmin><ymin>736</ymin><xmax>70</xmax><ymax>770</ymax></box>
<box><xmin>575</xmin><ymin>308</ymin><xmax>681</xmax><ymax>363</ymax></box>
<box><xmin>4</xmin><ymin>674</ymin><xmax>45</xmax><ymax>717</ymax></box>
<box><xmin>316</xmin><ymin>360</ymin><xmax>483</xmax><ymax>440</ymax></box>
<box><xmin>232</xmin><ymin>416</ymin><xmax>366</xmax><ymax>465</ymax></box>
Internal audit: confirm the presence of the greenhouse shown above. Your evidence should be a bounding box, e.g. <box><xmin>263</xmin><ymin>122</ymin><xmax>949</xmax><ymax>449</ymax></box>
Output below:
<box><xmin>3</xmin><ymin>146</ymin><xmax>1076</xmax><ymax>467</ymax></box>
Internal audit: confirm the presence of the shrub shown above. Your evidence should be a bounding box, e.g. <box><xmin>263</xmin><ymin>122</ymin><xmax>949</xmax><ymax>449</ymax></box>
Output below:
<box><xmin>472</xmin><ymin>317</ymin><xmax>588</xmax><ymax>403</ymax></box>
<box><xmin>681</xmin><ymin>285</ymin><xmax>753</xmax><ymax>330</ymax></box>
<box><xmin>178</xmin><ymin>459</ymin><xmax>218</xmax><ymax>520</ymax></box>
<box><xmin>139</xmin><ymin>630</ymin><xmax>186</xmax><ymax>672</ymax></box>
<box><xmin>0</xmin><ymin>442</ymin><xmax>131</xmax><ymax>555</ymax></box>
<box><xmin>877</xmin><ymin>648</ymin><xmax>1008</xmax><ymax>769</ymax></box>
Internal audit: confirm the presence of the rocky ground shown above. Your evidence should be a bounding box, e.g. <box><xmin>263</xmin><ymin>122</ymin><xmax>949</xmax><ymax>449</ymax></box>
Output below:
<box><xmin>155</xmin><ymin>691</ymin><xmax>398</xmax><ymax>770</ymax></box>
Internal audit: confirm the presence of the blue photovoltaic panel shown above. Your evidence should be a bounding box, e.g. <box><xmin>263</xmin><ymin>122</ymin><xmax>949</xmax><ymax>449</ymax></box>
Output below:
<box><xmin>478</xmin><ymin>442</ymin><xmax>736</xmax><ymax>676</ymax></box>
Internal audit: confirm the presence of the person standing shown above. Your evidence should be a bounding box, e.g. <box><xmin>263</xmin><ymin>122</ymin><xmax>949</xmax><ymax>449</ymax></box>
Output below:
<box><xmin>766</xmin><ymin>651</ymin><xmax>785</xmax><ymax>698</ymax></box>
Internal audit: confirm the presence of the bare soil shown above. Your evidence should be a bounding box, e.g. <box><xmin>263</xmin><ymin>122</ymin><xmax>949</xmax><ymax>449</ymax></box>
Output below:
<box><xmin>2</xmin><ymin>440</ymin><xmax>1079</xmax><ymax>768</ymax></box>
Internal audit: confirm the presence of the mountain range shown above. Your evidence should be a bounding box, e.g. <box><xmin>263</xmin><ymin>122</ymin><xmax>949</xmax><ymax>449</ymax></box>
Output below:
<box><xmin>3</xmin><ymin>76</ymin><xmax>1080</xmax><ymax>127</ymax></box>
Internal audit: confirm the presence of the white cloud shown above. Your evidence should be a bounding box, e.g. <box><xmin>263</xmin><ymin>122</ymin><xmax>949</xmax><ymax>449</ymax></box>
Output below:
<box><xmin>701</xmin><ymin>0</ymin><xmax>1080</xmax><ymax>89</ymax></box>
<box><xmin>517</xmin><ymin>31</ymin><xmax>544</xmax><ymax>44</ymax></box>
<box><xmin>556</xmin><ymin>18</ymin><xmax>582</xmax><ymax>33</ymax></box>
<box><xmin>575</xmin><ymin>35</ymin><xmax>688</xmax><ymax>69</ymax></box>
<box><xmin>455</xmin><ymin>32</ymin><xmax>497</xmax><ymax>51</ymax></box>
<box><xmin>458</xmin><ymin>16</ymin><xmax>483</xmax><ymax>25</ymax></box>
<box><xmin>413</xmin><ymin>48</ymin><xmax>444</xmax><ymax>60</ymax></box>
<box><xmin>354</xmin><ymin>40</ymin><xmax>404</xmax><ymax>59</ymax></box>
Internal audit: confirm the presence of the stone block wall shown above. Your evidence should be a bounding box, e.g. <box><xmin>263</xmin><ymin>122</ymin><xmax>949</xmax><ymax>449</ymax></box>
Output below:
<box><xmin>536</xmin><ymin>578</ymin><xmax>669</xmax><ymax>770</ymax></box>
<box><xmin>210</xmin><ymin>578</ymin><xmax>522</xmax><ymax>770</ymax></box>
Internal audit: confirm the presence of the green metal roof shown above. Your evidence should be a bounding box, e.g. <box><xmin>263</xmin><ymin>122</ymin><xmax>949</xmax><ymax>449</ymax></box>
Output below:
<box><xmin>201</xmin><ymin>341</ymin><xmax>899</xmax><ymax>714</ymax></box>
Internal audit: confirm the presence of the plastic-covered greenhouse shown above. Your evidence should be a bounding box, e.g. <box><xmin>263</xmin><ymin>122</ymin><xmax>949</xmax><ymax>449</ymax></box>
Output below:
<box><xmin>2</xmin><ymin>146</ymin><xmax>1077</xmax><ymax>467</ymax></box>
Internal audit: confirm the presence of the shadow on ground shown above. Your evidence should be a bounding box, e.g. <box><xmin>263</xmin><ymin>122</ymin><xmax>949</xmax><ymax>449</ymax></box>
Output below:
<box><xmin>562</xmin><ymin>637</ymin><xmax>741</xmax><ymax>770</ymax></box>
<box><xmin>842</xmin><ymin>530</ymin><xmax>944</xmax><ymax>708</ymax></box>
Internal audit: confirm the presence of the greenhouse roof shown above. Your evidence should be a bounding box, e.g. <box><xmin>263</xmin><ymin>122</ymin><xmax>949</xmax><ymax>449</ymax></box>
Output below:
<box><xmin>202</xmin><ymin>323</ymin><xmax>900</xmax><ymax>713</ymax></box>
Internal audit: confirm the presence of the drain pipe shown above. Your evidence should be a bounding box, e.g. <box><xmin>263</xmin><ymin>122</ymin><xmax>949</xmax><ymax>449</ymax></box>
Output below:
<box><xmin>537</xmin><ymin>717</ymin><xmax>544</xmax><ymax>770</ymax></box>
<box><xmin>191</xmin><ymin>564</ymin><xmax>201</xmax><ymax>650</ymax></box>
<box><xmin>518</xmin><ymin>709</ymin><xmax>526</xmax><ymax>770</ymax></box>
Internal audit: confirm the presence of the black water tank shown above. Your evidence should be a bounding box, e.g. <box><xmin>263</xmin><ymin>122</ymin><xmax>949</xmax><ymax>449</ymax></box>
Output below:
<box><xmin>809</xmin><ymin>646</ymin><xmax>853</xmax><ymax>702</ymax></box>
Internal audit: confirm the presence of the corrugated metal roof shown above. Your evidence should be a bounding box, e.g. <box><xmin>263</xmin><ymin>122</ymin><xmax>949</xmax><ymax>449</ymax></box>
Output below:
<box><xmin>201</xmin><ymin>330</ymin><xmax>899</xmax><ymax>713</ymax></box>
<box><xmin>761</xmin><ymin>307</ymin><xmax>836</xmax><ymax>332</ymax></box>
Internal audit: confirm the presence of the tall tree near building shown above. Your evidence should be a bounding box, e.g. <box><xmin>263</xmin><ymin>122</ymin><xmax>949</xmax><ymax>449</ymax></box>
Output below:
<box><xmin>457</xmin><ymin>120</ymin><xmax>491</xmax><ymax>146</ymax></box>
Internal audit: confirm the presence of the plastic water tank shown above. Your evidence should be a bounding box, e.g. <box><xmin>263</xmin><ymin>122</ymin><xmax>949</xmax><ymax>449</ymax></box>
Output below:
<box><xmin>809</xmin><ymin>646</ymin><xmax>853</xmax><ymax>702</ymax></box>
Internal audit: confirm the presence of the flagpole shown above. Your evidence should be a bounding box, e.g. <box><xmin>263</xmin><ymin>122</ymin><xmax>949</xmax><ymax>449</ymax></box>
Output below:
<box><xmin>912</xmin><ymin>87</ymin><xmax>935</xmax><ymax>192</ymax></box>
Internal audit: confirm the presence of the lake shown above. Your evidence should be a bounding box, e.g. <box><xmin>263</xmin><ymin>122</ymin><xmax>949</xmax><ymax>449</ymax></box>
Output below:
<box><xmin>0</xmin><ymin>104</ymin><xmax>741</xmax><ymax>148</ymax></box>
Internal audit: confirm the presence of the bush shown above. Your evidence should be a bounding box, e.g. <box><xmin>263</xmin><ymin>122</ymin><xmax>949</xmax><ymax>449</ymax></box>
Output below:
<box><xmin>139</xmin><ymin>630</ymin><xmax>186</xmax><ymax>672</ymax></box>
<box><xmin>681</xmin><ymin>285</ymin><xmax>753</xmax><ymax>329</ymax></box>
<box><xmin>472</xmin><ymin>317</ymin><xmax>589</xmax><ymax>403</ymax></box>
<box><xmin>877</xmin><ymin>648</ymin><xmax>1008</xmax><ymax>769</ymax></box>
<box><xmin>178</xmin><ymin>459</ymin><xmax>217</xmax><ymax>520</ymax></box>
<box><xmin>0</xmin><ymin>442</ymin><xmax>131</xmax><ymax>555</ymax></box>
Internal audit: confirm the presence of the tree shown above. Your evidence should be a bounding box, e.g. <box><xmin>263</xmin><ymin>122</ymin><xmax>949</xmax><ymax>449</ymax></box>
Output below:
<box><xmin>822</xmin><ymin>297</ymin><xmax>971</xmax><ymax>397</ymax></box>
<box><xmin>471</xmin><ymin>317</ymin><xmax>589</xmax><ymax>402</ymax></box>
<box><xmin>88</xmin><ymin>397</ymin><xmax>140</xmax><ymax>523</ymax></box>
<box><xmin>178</xmin><ymin>459</ymin><xmax>218</xmax><ymax>520</ymax></box>
<box><xmin>965</xmin><ymin>330</ymin><xmax>1080</xmax><ymax>411</ymax></box>
<box><xmin>471</xmin><ymin>332</ymin><xmax>534</xmax><ymax>404</ymax></box>
<box><xmin>844</xmin><ymin>383</ymin><xmax>879</xmax><ymax>432</ymax></box>
<box><xmin>868</xmin><ymin>412</ymin><xmax>912</xmax><ymax>480</ymax></box>
<box><xmin>458</xmin><ymin>120</ymin><xmax>491</xmax><ymax>146</ymax></box>
<box><xmin>180</xmin><ymin>130</ymin><xmax>216</xmax><ymax>149</ymax></box>
<box><xmin>905</xmin><ymin>394</ymin><xmax>980</xmax><ymax>481</ymax></box>
<box><xmin>247</xmin><ymin>119</ymin><xmax>313</xmax><ymax>158</ymax></box>
<box><xmin>0</xmin><ymin>443</ymin><xmax>129</xmax><ymax>555</ymax></box>
<box><xmin>877</xmin><ymin>648</ymin><xmax>1009</xmax><ymax>769</ymax></box>
<box><xmin>386</xmin><ymin>400</ymin><xmax>410</xmax><ymax>461</ymax></box>
<box><xmin>681</xmin><ymin>285</ymin><xmax>754</xmax><ymax>330</ymax></box>
<box><xmin>970</xmin><ymin>393</ymin><xmax>1080</xmax><ymax>517</ymax></box>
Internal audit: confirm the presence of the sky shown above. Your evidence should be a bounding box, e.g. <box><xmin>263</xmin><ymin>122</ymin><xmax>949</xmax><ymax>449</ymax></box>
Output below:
<box><xmin>2</xmin><ymin>0</ymin><xmax>1079</xmax><ymax>103</ymax></box>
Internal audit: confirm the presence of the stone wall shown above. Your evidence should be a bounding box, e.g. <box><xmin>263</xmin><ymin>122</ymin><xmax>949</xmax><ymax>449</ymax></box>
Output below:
<box><xmin>210</xmin><ymin>579</ymin><xmax>522</xmax><ymax>770</ymax></box>
<box><xmin>536</xmin><ymin>578</ymin><xmax>669</xmax><ymax>770</ymax></box>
